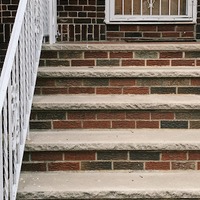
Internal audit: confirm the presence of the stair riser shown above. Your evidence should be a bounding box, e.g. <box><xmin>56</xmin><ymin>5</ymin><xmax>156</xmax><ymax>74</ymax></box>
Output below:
<box><xmin>22</xmin><ymin>150</ymin><xmax>200</xmax><ymax>171</ymax></box>
<box><xmin>30</xmin><ymin>110</ymin><xmax>200</xmax><ymax>130</ymax></box>
<box><xmin>40</xmin><ymin>50</ymin><xmax>200</xmax><ymax>67</ymax></box>
<box><xmin>35</xmin><ymin>77</ymin><xmax>200</xmax><ymax>95</ymax></box>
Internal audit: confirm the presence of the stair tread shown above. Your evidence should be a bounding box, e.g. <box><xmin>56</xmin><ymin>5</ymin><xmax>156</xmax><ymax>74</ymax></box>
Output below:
<box><xmin>33</xmin><ymin>94</ymin><xmax>200</xmax><ymax>110</ymax></box>
<box><xmin>18</xmin><ymin>171</ymin><xmax>200</xmax><ymax>199</ymax></box>
<box><xmin>38</xmin><ymin>66</ymin><xmax>200</xmax><ymax>78</ymax></box>
<box><xmin>26</xmin><ymin>129</ymin><xmax>200</xmax><ymax>151</ymax></box>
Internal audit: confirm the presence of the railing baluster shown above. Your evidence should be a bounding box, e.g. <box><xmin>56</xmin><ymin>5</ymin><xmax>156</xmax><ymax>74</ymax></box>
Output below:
<box><xmin>0</xmin><ymin>0</ymin><xmax>57</xmax><ymax>199</ymax></box>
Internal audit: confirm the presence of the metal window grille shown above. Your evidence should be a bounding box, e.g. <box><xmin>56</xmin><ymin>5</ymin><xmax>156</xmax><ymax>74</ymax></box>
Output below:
<box><xmin>105</xmin><ymin>0</ymin><xmax>197</xmax><ymax>23</ymax></box>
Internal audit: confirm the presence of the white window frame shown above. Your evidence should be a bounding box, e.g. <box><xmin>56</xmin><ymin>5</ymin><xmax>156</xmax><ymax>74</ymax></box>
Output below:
<box><xmin>105</xmin><ymin>0</ymin><xmax>197</xmax><ymax>24</ymax></box>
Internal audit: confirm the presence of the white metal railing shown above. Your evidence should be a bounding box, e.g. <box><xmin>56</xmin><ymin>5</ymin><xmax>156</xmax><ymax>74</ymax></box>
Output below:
<box><xmin>0</xmin><ymin>0</ymin><xmax>57</xmax><ymax>199</ymax></box>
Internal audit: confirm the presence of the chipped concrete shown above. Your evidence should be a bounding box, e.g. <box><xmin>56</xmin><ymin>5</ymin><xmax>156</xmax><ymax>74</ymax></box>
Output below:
<box><xmin>32</xmin><ymin>94</ymin><xmax>200</xmax><ymax>110</ymax></box>
<box><xmin>26</xmin><ymin>129</ymin><xmax>200</xmax><ymax>151</ymax></box>
<box><xmin>17</xmin><ymin>171</ymin><xmax>200</xmax><ymax>199</ymax></box>
<box><xmin>38</xmin><ymin>66</ymin><xmax>200</xmax><ymax>78</ymax></box>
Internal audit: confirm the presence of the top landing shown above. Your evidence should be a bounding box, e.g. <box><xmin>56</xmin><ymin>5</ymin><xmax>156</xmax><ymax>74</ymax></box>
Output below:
<box><xmin>42</xmin><ymin>42</ymin><xmax>200</xmax><ymax>51</ymax></box>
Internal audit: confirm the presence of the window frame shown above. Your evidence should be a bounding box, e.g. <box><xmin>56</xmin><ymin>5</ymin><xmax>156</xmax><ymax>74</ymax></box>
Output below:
<box><xmin>105</xmin><ymin>0</ymin><xmax>197</xmax><ymax>24</ymax></box>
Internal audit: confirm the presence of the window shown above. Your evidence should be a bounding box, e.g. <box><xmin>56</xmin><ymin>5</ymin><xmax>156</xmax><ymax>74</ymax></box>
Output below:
<box><xmin>105</xmin><ymin>0</ymin><xmax>197</xmax><ymax>24</ymax></box>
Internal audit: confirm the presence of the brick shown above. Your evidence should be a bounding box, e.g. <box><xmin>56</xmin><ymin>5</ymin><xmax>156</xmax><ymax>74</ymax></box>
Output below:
<box><xmin>71</xmin><ymin>60</ymin><xmax>95</xmax><ymax>66</ymax></box>
<box><xmin>30</xmin><ymin>121</ymin><xmax>52</xmax><ymax>129</ymax></box>
<box><xmin>41</xmin><ymin>51</ymin><xmax>58</xmax><ymax>58</ymax></box>
<box><xmin>171</xmin><ymin>60</ymin><xmax>195</xmax><ymax>66</ymax></box>
<box><xmin>65</xmin><ymin>151</ymin><xmax>95</xmax><ymax>160</ymax></box>
<box><xmin>53</xmin><ymin>121</ymin><xmax>82</xmax><ymax>129</ymax></box>
<box><xmin>160</xmin><ymin>52</ymin><xmax>183</xmax><ymax>58</ymax></box>
<box><xmin>134</xmin><ymin>51</ymin><xmax>158</xmax><ymax>59</ymax></box>
<box><xmin>178</xmin><ymin>87</ymin><xmax>200</xmax><ymax>94</ymax></box>
<box><xmin>68</xmin><ymin>111</ymin><xmax>96</xmax><ymax>120</ymax></box>
<box><xmin>114</xmin><ymin>162</ymin><xmax>143</xmax><ymax>170</ymax></box>
<box><xmin>162</xmin><ymin>151</ymin><xmax>187</xmax><ymax>160</ymax></box>
<box><xmin>23</xmin><ymin>153</ymin><xmax>30</xmax><ymax>162</ymax></box>
<box><xmin>145</xmin><ymin>162</ymin><xmax>170</xmax><ymax>170</ymax></box>
<box><xmin>122</xmin><ymin>60</ymin><xmax>145</xmax><ymax>66</ymax></box>
<box><xmin>130</xmin><ymin>151</ymin><xmax>160</xmax><ymax>160</ymax></box>
<box><xmin>36</xmin><ymin>79</ymin><xmax>56</xmax><ymax>87</ymax></box>
<box><xmin>158</xmin><ymin>25</ymin><xmax>175</xmax><ymax>31</ymax></box>
<box><xmin>83</xmin><ymin>79</ymin><xmax>109</xmax><ymax>86</ymax></box>
<box><xmin>147</xmin><ymin>60</ymin><xmax>170</xmax><ymax>66</ymax></box>
<box><xmin>151</xmin><ymin>112</ymin><xmax>174</xmax><ymax>120</ymax></box>
<box><xmin>151</xmin><ymin>87</ymin><xmax>176</xmax><ymax>94</ymax></box>
<box><xmin>190</xmin><ymin>121</ymin><xmax>200</xmax><ymax>129</ymax></box>
<box><xmin>198</xmin><ymin>163</ymin><xmax>200</xmax><ymax>170</ymax></box>
<box><xmin>59</xmin><ymin>51</ymin><xmax>83</xmax><ymax>59</ymax></box>
<box><xmin>176</xmin><ymin>112</ymin><xmax>200</xmax><ymax>120</ymax></box>
<box><xmin>161</xmin><ymin>121</ymin><xmax>188</xmax><ymax>129</ymax></box>
<box><xmin>69</xmin><ymin>87</ymin><xmax>95</xmax><ymax>94</ymax></box>
<box><xmin>162</xmin><ymin>32</ymin><xmax>180</xmax><ymax>38</ymax></box>
<box><xmin>31</xmin><ymin>152</ymin><xmax>63</xmax><ymax>161</ymax></box>
<box><xmin>112</xmin><ymin>121</ymin><xmax>135</xmax><ymax>129</ymax></box>
<box><xmin>143</xmin><ymin>32</ymin><xmax>161</xmax><ymax>37</ymax></box>
<box><xmin>97</xmin><ymin>111</ymin><xmax>126</xmax><ymax>120</ymax></box>
<box><xmin>120</xmin><ymin>25</ymin><xmax>138</xmax><ymax>31</ymax></box>
<box><xmin>46</xmin><ymin>60</ymin><xmax>70</xmax><ymax>66</ymax></box>
<box><xmin>139</xmin><ymin>25</ymin><xmax>157</xmax><ymax>31</ymax></box>
<box><xmin>136</xmin><ymin>121</ymin><xmax>159</xmax><ymax>129</ymax></box>
<box><xmin>22</xmin><ymin>163</ymin><xmax>47</xmax><ymax>171</ymax></box>
<box><xmin>48</xmin><ymin>162</ymin><xmax>80</xmax><ymax>171</ymax></box>
<box><xmin>41</xmin><ymin>88</ymin><xmax>69</xmax><ymax>95</ymax></box>
<box><xmin>126</xmin><ymin>112</ymin><xmax>150</xmax><ymax>120</ymax></box>
<box><xmin>56</xmin><ymin>79</ymin><xmax>82</xmax><ymax>87</ymax></box>
<box><xmin>110</xmin><ymin>51</ymin><xmax>133</xmax><ymax>58</ymax></box>
<box><xmin>84</xmin><ymin>51</ymin><xmax>108</xmax><ymax>58</ymax></box>
<box><xmin>81</xmin><ymin>162</ymin><xmax>112</xmax><ymax>170</ymax></box>
<box><xmin>191</xmin><ymin>79</ymin><xmax>200</xmax><ymax>86</ymax></box>
<box><xmin>96</xmin><ymin>59</ymin><xmax>120</xmax><ymax>66</ymax></box>
<box><xmin>189</xmin><ymin>151</ymin><xmax>200</xmax><ymax>160</ymax></box>
<box><xmin>83</xmin><ymin>121</ymin><xmax>111</xmax><ymax>129</ymax></box>
<box><xmin>172</xmin><ymin>162</ymin><xmax>196</xmax><ymax>170</ymax></box>
<box><xmin>123</xmin><ymin>87</ymin><xmax>149</xmax><ymax>94</ymax></box>
<box><xmin>36</xmin><ymin>111</ymin><xmax>66</xmax><ymax>120</ymax></box>
<box><xmin>96</xmin><ymin>87</ymin><xmax>122</xmax><ymax>94</ymax></box>
<box><xmin>110</xmin><ymin>79</ymin><xmax>136</xmax><ymax>86</ymax></box>
<box><xmin>97</xmin><ymin>151</ymin><xmax>128</xmax><ymax>160</ymax></box>
<box><xmin>185</xmin><ymin>52</ymin><xmax>200</xmax><ymax>58</ymax></box>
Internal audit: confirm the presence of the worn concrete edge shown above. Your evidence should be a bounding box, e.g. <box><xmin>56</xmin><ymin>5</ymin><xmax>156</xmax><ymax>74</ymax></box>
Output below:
<box><xmin>25</xmin><ymin>129</ymin><xmax>200</xmax><ymax>151</ymax></box>
<box><xmin>17</xmin><ymin>171</ymin><xmax>200</xmax><ymax>199</ymax></box>
<box><xmin>37</xmin><ymin>67</ymin><xmax>200</xmax><ymax>78</ymax></box>
<box><xmin>42</xmin><ymin>43</ymin><xmax>200</xmax><ymax>51</ymax></box>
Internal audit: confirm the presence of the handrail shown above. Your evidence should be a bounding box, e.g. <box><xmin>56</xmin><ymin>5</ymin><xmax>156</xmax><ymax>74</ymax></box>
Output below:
<box><xmin>0</xmin><ymin>0</ymin><xmax>56</xmax><ymax>199</ymax></box>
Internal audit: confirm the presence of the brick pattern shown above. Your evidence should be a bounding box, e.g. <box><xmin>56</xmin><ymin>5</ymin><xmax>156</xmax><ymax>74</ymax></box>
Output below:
<box><xmin>30</xmin><ymin>110</ymin><xmax>200</xmax><ymax>130</ymax></box>
<box><xmin>22</xmin><ymin>150</ymin><xmax>200</xmax><ymax>171</ymax></box>
<box><xmin>35</xmin><ymin>77</ymin><xmax>200</xmax><ymax>95</ymax></box>
<box><xmin>40</xmin><ymin>50</ymin><xmax>200</xmax><ymax>68</ymax></box>
<box><xmin>57</xmin><ymin>0</ymin><xmax>199</xmax><ymax>42</ymax></box>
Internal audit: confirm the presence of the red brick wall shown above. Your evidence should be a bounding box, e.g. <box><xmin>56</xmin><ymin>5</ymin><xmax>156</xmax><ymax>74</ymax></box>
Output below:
<box><xmin>57</xmin><ymin>0</ymin><xmax>198</xmax><ymax>42</ymax></box>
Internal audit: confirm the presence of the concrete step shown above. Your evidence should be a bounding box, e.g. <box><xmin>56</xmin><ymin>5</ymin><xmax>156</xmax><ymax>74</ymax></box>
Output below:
<box><xmin>39</xmin><ymin>43</ymin><xmax>200</xmax><ymax>67</ymax></box>
<box><xmin>30</xmin><ymin>94</ymin><xmax>200</xmax><ymax>130</ymax></box>
<box><xmin>26</xmin><ymin>129</ymin><xmax>200</xmax><ymax>151</ymax></box>
<box><xmin>35</xmin><ymin>67</ymin><xmax>200</xmax><ymax>95</ymax></box>
<box><xmin>17</xmin><ymin>171</ymin><xmax>200</xmax><ymax>199</ymax></box>
<box><xmin>22</xmin><ymin>129</ymin><xmax>200</xmax><ymax>172</ymax></box>
<box><xmin>32</xmin><ymin>94</ymin><xmax>200</xmax><ymax>110</ymax></box>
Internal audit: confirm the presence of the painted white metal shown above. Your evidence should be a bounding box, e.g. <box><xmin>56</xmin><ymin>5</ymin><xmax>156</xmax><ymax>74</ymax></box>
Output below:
<box><xmin>0</xmin><ymin>0</ymin><xmax>57</xmax><ymax>199</ymax></box>
<box><xmin>105</xmin><ymin>0</ymin><xmax>197</xmax><ymax>24</ymax></box>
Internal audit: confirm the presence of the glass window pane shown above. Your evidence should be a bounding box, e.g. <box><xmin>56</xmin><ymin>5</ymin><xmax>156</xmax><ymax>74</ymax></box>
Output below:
<box><xmin>152</xmin><ymin>0</ymin><xmax>160</xmax><ymax>15</ymax></box>
<box><xmin>161</xmin><ymin>0</ymin><xmax>169</xmax><ymax>15</ymax></box>
<box><xmin>124</xmin><ymin>0</ymin><xmax>132</xmax><ymax>15</ymax></box>
<box><xmin>115</xmin><ymin>0</ymin><xmax>122</xmax><ymax>15</ymax></box>
<box><xmin>142</xmin><ymin>0</ymin><xmax>150</xmax><ymax>15</ymax></box>
<box><xmin>133</xmin><ymin>0</ymin><xmax>141</xmax><ymax>15</ymax></box>
<box><xmin>171</xmin><ymin>0</ymin><xmax>178</xmax><ymax>15</ymax></box>
<box><xmin>180</xmin><ymin>0</ymin><xmax>186</xmax><ymax>15</ymax></box>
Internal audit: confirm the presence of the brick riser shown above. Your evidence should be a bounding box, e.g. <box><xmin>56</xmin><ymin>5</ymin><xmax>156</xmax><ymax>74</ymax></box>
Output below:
<box><xmin>40</xmin><ymin>50</ymin><xmax>200</xmax><ymax>67</ymax></box>
<box><xmin>35</xmin><ymin>77</ymin><xmax>200</xmax><ymax>95</ymax></box>
<box><xmin>22</xmin><ymin>150</ymin><xmax>200</xmax><ymax>171</ymax></box>
<box><xmin>30</xmin><ymin>110</ymin><xmax>200</xmax><ymax>129</ymax></box>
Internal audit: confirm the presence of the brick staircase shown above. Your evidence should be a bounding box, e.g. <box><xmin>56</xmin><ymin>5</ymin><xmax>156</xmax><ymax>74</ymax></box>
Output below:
<box><xmin>17</xmin><ymin>42</ymin><xmax>200</xmax><ymax>199</ymax></box>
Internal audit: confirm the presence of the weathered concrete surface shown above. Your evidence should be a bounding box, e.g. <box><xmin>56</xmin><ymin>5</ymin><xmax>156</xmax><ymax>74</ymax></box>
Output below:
<box><xmin>17</xmin><ymin>171</ymin><xmax>200</xmax><ymax>199</ymax></box>
<box><xmin>42</xmin><ymin>42</ymin><xmax>200</xmax><ymax>51</ymax></box>
<box><xmin>26</xmin><ymin>129</ymin><xmax>200</xmax><ymax>151</ymax></box>
<box><xmin>38</xmin><ymin>67</ymin><xmax>200</xmax><ymax>78</ymax></box>
<box><xmin>32</xmin><ymin>94</ymin><xmax>200</xmax><ymax>110</ymax></box>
